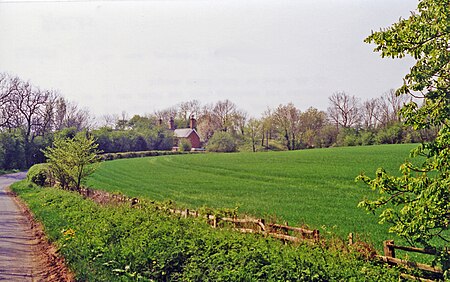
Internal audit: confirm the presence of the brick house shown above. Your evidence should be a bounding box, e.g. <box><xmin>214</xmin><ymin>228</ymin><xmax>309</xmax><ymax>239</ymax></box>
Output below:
<box><xmin>169</xmin><ymin>116</ymin><xmax>202</xmax><ymax>150</ymax></box>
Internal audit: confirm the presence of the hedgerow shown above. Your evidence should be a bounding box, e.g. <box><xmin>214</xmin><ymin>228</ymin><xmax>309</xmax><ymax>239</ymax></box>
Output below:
<box><xmin>99</xmin><ymin>150</ymin><xmax>197</xmax><ymax>161</ymax></box>
<box><xmin>11</xmin><ymin>181</ymin><xmax>401</xmax><ymax>281</ymax></box>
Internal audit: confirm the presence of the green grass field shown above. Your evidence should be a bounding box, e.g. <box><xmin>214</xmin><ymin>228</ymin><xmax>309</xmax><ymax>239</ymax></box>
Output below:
<box><xmin>87</xmin><ymin>144</ymin><xmax>417</xmax><ymax>249</ymax></box>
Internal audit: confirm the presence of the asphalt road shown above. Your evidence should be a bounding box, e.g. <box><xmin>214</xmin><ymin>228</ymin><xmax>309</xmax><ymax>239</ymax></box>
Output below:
<box><xmin>0</xmin><ymin>172</ymin><xmax>43</xmax><ymax>281</ymax></box>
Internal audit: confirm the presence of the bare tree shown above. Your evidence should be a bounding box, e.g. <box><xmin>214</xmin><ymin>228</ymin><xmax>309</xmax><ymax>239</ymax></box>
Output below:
<box><xmin>327</xmin><ymin>91</ymin><xmax>361</xmax><ymax>128</ymax></box>
<box><xmin>373</xmin><ymin>89</ymin><xmax>410</xmax><ymax>127</ymax></box>
<box><xmin>213</xmin><ymin>99</ymin><xmax>238</xmax><ymax>132</ymax></box>
<box><xmin>361</xmin><ymin>98</ymin><xmax>379</xmax><ymax>129</ymax></box>
<box><xmin>374</xmin><ymin>96</ymin><xmax>390</xmax><ymax>127</ymax></box>
<box><xmin>10</xmin><ymin>80</ymin><xmax>49</xmax><ymax>144</ymax></box>
<box><xmin>178</xmin><ymin>100</ymin><xmax>201</xmax><ymax>127</ymax></box>
<box><xmin>0</xmin><ymin>73</ymin><xmax>17</xmax><ymax>129</ymax></box>
<box><xmin>99</xmin><ymin>114</ymin><xmax>119</xmax><ymax>128</ymax></box>
<box><xmin>232</xmin><ymin>109</ymin><xmax>248</xmax><ymax>135</ymax></box>
<box><xmin>197</xmin><ymin>103</ymin><xmax>219</xmax><ymax>141</ymax></box>
<box><xmin>154</xmin><ymin>107</ymin><xmax>178</xmax><ymax>124</ymax></box>
<box><xmin>115</xmin><ymin>111</ymin><xmax>129</xmax><ymax>130</ymax></box>
<box><xmin>64</xmin><ymin>102</ymin><xmax>92</xmax><ymax>131</ymax></box>
<box><xmin>385</xmin><ymin>88</ymin><xmax>410</xmax><ymax>122</ymax></box>
<box><xmin>34</xmin><ymin>89</ymin><xmax>59</xmax><ymax>137</ymax></box>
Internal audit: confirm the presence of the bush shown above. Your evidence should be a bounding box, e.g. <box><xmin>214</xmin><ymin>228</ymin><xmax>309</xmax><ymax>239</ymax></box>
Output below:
<box><xmin>360</xmin><ymin>131</ymin><xmax>375</xmax><ymax>146</ymax></box>
<box><xmin>179</xmin><ymin>139</ymin><xmax>192</xmax><ymax>152</ymax></box>
<box><xmin>27</xmin><ymin>163</ymin><xmax>50</xmax><ymax>186</ymax></box>
<box><xmin>336</xmin><ymin>128</ymin><xmax>359</xmax><ymax>147</ymax></box>
<box><xmin>375</xmin><ymin>123</ymin><xmax>404</xmax><ymax>144</ymax></box>
<box><xmin>206</xmin><ymin>131</ymin><xmax>237</xmax><ymax>152</ymax></box>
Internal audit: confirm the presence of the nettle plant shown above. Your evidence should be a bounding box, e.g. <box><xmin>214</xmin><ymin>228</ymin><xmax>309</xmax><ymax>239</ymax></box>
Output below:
<box><xmin>356</xmin><ymin>0</ymin><xmax>450</xmax><ymax>272</ymax></box>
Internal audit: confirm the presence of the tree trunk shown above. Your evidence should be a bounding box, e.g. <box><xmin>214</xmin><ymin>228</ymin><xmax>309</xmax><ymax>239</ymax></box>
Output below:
<box><xmin>285</xmin><ymin>129</ymin><xmax>291</xmax><ymax>150</ymax></box>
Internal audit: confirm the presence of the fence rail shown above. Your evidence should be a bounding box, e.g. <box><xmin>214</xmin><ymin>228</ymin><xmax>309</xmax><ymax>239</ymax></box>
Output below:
<box><xmin>165</xmin><ymin>207</ymin><xmax>320</xmax><ymax>243</ymax></box>
<box><xmin>377</xmin><ymin>240</ymin><xmax>444</xmax><ymax>280</ymax></box>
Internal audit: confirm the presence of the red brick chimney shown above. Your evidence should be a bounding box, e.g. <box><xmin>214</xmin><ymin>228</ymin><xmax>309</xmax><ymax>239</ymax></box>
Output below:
<box><xmin>190</xmin><ymin>115</ymin><xmax>197</xmax><ymax>129</ymax></box>
<box><xmin>168</xmin><ymin>117</ymin><xmax>175</xmax><ymax>130</ymax></box>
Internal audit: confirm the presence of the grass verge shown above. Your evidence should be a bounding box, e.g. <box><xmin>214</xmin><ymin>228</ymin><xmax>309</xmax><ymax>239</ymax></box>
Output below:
<box><xmin>12</xmin><ymin>180</ymin><xmax>402</xmax><ymax>281</ymax></box>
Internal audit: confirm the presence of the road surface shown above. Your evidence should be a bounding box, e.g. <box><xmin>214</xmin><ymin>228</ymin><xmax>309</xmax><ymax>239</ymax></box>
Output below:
<box><xmin>0</xmin><ymin>172</ymin><xmax>43</xmax><ymax>281</ymax></box>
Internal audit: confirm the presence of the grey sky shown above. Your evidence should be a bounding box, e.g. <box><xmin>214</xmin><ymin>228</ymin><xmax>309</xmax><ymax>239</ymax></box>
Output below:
<box><xmin>0</xmin><ymin>0</ymin><xmax>417</xmax><ymax>118</ymax></box>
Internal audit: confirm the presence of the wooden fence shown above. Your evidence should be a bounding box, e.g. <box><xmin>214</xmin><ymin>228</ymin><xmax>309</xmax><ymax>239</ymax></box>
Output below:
<box><xmin>168</xmin><ymin>208</ymin><xmax>320</xmax><ymax>243</ymax></box>
<box><xmin>376</xmin><ymin>240</ymin><xmax>444</xmax><ymax>281</ymax></box>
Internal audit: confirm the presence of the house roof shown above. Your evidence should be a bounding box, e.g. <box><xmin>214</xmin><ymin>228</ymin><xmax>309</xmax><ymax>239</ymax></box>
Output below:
<box><xmin>173</xmin><ymin>128</ymin><xmax>197</xmax><ymax>138</ymax></box>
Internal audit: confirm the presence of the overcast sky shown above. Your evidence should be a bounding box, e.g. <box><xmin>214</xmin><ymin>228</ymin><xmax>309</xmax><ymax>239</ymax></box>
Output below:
<box><xmin>0</xmin><ymin>0</ymin><xmax>418</xmax><ymax>118</ymax></box>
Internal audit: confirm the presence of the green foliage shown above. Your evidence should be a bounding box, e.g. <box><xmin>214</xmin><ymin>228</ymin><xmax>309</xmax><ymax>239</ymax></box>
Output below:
<box><xmin>360</xmin><ymin>131</ymin><xmax>375</xmax><ymax>146</ymax></box>
<box><xmin>56</xmin><ymin>127</ymin><xmax>78</xmax><ymax>139</ymax></box>
<box><xmin>336</xmin><ymin>128</ymin><xmax>360</xmax><ymax>147</ymax></box>
<box><xmin>43</xmin><ymin>134</ymin><xmax>101</xmax><ymax>190</ymax></box>
<box><xmin>206</xmin><ymin>131</ymin><xmax>237</xmax><ymax>152</ymax></box>
<box><xmin>91</xmin><ymin>125</ymin><xmax>174</xmax><ymax>153</ymax></box>
<box><xmin>179</xmin><ymin>139</ymin><xmax>192</xmax><ymax>152</ymax></box>
<box><xmin>318</xmin><ymin>125</ymin><xmax>339</xmax><ymax>147</ymax></box>
<box><xmin>11</xmin><ymin>181</ymin><xmax>401</xmax><ymax>281</ymax></box>
<box><xmin>100</xmin><ymin>150</ymin><xmax>191</xmax><ymax>161</ymax></box>
<box><xmin>27</xmin><ymin>163</ymin><xmax>50</xmax><ymax>186</ymax></box>
<box><xmin>360</xmin><ymin>0</ymin><xmax>450</xmax><ymax>272</ymax></box>
<box><xmin>375</xmin><ymin>123</ymin><xmax>404</xmax><ymax>144</ymax></box>
<box><xmin>0</xmin><ymin>132</ymin><xmax>26</xmax><ymax>170</ymax></box>
<box><xmin>88</xmin><ymin>144</ymin><xmax>417</xmax><ymax>250</ymax></box>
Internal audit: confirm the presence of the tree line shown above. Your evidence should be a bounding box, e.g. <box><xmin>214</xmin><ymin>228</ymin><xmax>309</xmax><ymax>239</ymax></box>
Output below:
<box><xmin>94</xmin><ymin>91</ymin><xmax>435</xmax><ymax>154</ymax></box>
<box><xmin>0</xmin><ymin>73</ymin><xmax>90</xmax><ymax>170</ymax></box>
<box><xmin>0</xmin><ymin>72</ymin><xmax>435</xmax><ymax>171</ymax></box>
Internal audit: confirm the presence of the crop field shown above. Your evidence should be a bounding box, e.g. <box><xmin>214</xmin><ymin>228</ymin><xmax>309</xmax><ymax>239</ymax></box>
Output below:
<box><xmin>87</xmin><ymin>144</ymin><xmax>417</xmax><ymax>249</ymax></box>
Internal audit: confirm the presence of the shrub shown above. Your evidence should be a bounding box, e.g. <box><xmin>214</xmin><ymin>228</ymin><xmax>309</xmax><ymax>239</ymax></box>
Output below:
<box><xmin>179</xmin><ymin>139</ymin><xmax>192</xmax><ymax>152</ymax></box>
<box><xmin>27</xmin><ymin>163</ymin><xmax>50</xmax><ymax>186</ymax></box>
<box><xmin>375</xmin><ymin>123</ymin><xmax>404</xmax><ymax>144</ymax></box>
<box><xmin>206</xmin><ymin>131</ymin><xmax>237</xmax><ymax>152</ymax></box>
<box><xmin>336</xmin><ymin>128</ymin><xmax>359</xmax><ymax>147</ymax></box>
<box><xmin>360</xmin><ymin>131</ymin><xmax>375</xmax><ymax>146</ymax></box>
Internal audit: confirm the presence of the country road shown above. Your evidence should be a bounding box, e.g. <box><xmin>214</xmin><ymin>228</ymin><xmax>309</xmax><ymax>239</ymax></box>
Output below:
<box><xmin>0</xmin><ymin>172</ymin><xmax>44</xmax><ymax>281</ymax></box>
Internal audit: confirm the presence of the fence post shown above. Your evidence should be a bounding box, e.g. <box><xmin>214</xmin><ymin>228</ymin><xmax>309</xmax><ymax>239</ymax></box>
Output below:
<box><xmin>284</xmin><ymin>222</ymin><xmax>289</xmax><ymax>235</ymax></box>
<box><xmin>348</xmin><ymin>233</ymin><xmax>353</xmax><ymax>245</ymax></box>
<box><xmin>259</xmin><ymin>219</ymin><xmax>265</xmax><ymax>232</ymax></box>
<box><xmin>213</xmin><ymin>216</ymin><xmax>217</xmax><ymax>228</ymax></box>
<box><xmin>185</xmin><ymin>209</ymin><xmax>189</xmax><ymax>218</ymax></box>
<box><xmin>313</xmin><ymin>230</ymin><xmax>320</xmax><ymax>242</ymax></box>
<box><xmin>383</xmin><ymin>240</ymin><xmax>395</xmax><ymax>258</ymax></box>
